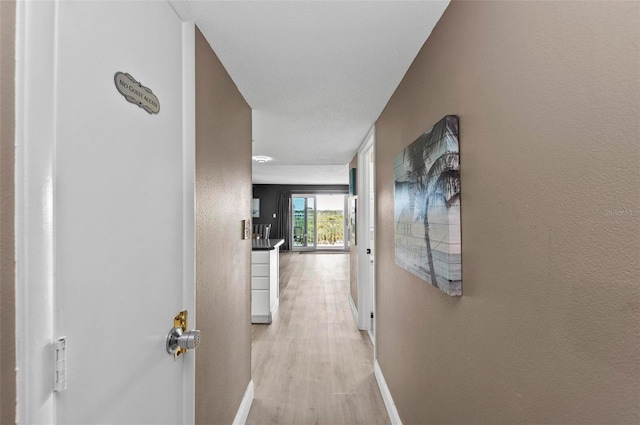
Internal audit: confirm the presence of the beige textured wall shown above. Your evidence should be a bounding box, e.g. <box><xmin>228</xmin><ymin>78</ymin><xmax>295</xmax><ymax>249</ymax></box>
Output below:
<box><xmin>0</xmin><ymin>0</ymin><xmax>16</xmax><ymax>423</ymax></box>
<box><xmin>349</xmin><ymin>155</ymin><xmax>358</xmax><ymax>308</ymax></box>
<box><xmin>195</xmin><ymin>27</ymin><xmax>252</xmax><ymax>424</ymax></box>
<box><xmin>376</xmin><ymin>1</ymin><xmax>640</xmax><ymax>424</ymax></box>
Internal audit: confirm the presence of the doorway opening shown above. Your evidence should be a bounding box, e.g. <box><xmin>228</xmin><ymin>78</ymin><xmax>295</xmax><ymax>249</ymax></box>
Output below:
<box><xmin>292</xmin><ymin>194</ymin><xmax>348</xmax><ymax>251</ymax></box>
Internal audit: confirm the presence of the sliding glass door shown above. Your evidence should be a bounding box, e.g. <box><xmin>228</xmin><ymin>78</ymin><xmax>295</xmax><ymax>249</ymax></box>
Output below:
<box><xmin>292</xmin><ymin>196</ymin><xmax>315</xmax><ymax>249</ymax></box>
<box><xmin>292</xmin><ymin>194</ymin><xmax>347</xmax><ymax>251</ymax></box>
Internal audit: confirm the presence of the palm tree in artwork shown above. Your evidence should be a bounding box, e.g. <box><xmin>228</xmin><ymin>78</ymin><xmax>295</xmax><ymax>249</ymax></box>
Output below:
<box><xmin>404</xmin><ymin>115</ymin><xmax>460</xmax><ymax>289</ymax></box>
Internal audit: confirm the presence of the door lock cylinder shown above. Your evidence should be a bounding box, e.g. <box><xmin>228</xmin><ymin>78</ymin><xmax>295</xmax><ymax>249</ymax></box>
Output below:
<box><xmin>166</xmin><ymin>310</ymin><xmax>200</xmax><ymax>357</ymax></box>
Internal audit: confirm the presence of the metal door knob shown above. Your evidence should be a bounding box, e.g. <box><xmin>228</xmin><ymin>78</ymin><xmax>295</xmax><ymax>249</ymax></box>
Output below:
<box><xmin>166</xmin><ymin>327</ymin><xmax>201</xmax><ymax>354</ymax></box>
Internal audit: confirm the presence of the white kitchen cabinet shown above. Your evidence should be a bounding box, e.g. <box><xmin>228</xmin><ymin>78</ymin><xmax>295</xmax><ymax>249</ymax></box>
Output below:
<box><xmin>251</xmin><ymin>239</ymin><xmax>283</xmax><ymax>323</ymax></box>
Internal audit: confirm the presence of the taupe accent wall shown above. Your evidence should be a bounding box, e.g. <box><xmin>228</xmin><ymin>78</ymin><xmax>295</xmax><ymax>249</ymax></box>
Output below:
<box><xmin>376</xmin><ymin>1</ymin><xmax>639</xmax><ymax>424</ymax></box>
<box><xmin>0</xmin><ymin>0</ymin><xmax>16</xmax><ymax>423</ymax></box>
<box><xmin>195</xmin><ymin>27</ymin><xmax>252</xmax><ymax>424</ymax></box>
<box><xmin>349</xmin><ymin>155</ymin><xmax>358</xmax><ymax>308</ymax></box>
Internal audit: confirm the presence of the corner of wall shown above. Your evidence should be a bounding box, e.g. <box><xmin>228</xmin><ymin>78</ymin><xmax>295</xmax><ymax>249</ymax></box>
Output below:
<box><xmin>194</xmin><ymin>25</ymin><xmax>253</xmax><ymax>425</ymax></box>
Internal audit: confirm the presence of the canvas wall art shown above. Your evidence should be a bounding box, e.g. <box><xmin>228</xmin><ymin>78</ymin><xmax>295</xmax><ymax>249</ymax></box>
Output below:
<box><xmin>393</xmin><ymin>115</ymin><xmax>461</xmax><ymax>296</ymax></box>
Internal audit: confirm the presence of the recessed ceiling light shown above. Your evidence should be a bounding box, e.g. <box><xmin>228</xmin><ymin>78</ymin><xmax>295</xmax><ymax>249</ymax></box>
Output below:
<box><xmin>252</xmin><ymin>156</ymin><xmax>272</xmax><ymax>163</ymax></box>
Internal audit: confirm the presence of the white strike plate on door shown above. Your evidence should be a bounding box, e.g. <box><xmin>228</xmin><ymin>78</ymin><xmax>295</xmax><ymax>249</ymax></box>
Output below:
<box><xmin>54</xmin><ymin>337</ymin><xmax>67</xmax><ymax>392</ymax></box>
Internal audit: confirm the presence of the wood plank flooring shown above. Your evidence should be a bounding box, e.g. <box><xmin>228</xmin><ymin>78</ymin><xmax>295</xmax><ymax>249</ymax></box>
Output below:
<box><xmin>247</xmin><ymin>252</ymin><xmax>390</xmax><ymax>425</ymax></box>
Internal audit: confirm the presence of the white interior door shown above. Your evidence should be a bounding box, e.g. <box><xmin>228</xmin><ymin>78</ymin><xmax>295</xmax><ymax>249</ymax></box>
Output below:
<box><xmin>366</xmin><ymin>144</ymin><xmax>376</xmax><ymax>342</ymax></box>
<box><xmin>16</xmin><ymin>1</ymin><xmax>195</xmax><ymax>423</ymax></box>
<box><xmin>357</xmin><ymin>128</ymin><xmax>375</xmax><ymax>345</ymax></box>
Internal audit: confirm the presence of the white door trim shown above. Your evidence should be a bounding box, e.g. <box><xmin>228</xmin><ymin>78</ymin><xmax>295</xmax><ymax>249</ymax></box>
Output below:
<box><xmin>356</xmin><ymin>126</ymin><xmax>376</xmax><ymax>350</ymax></box>
<box><xmin>15</xmin><ymin>0</ymin><xmax>57</xmax><ymax>422</ymax></box>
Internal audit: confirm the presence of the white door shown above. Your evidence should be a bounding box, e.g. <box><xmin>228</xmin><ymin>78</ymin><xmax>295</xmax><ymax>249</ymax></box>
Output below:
<box><xmin>16</xmin><ymin>1</ymin><xmax>195</xmax><ymax>423</ymax></box>
<box><xmin>366</xmin><ymin>144</ymin><xmax>376</xmax><ymax>342</ymax></box>
<box><xmin>357</xmin><ymin>129</ymin><xmax>375</xmax><ymax>345</ymax></box>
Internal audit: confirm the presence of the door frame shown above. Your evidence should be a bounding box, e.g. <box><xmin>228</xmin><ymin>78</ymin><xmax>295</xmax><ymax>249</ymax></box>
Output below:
<box><xmin>356</xmin><ymin>126</ymin><xmax>376</xmax><ymax>349</ymax></box>
<box><xmin>15</xmin><ymin>1</ymin><xmax>57</xmax><ymax>421</ymax></box>
<box><xmin>14</xmin><ymin>2</ymin><xmax>196</xmax><ymax>423</ymax></box>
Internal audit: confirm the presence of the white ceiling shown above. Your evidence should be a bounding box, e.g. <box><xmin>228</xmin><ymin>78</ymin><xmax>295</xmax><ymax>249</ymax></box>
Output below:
<box><xmin>186</xmin><ymin>0</ymin><xmax>450</xmax><ymax>185</ymax></box>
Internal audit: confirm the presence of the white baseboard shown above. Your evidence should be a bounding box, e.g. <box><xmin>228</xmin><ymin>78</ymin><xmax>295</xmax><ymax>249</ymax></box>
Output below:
<box><xmin>374</xmin><ymin>360</ymin><xmax>403</xmax><ymax>425</ymax></box>
<box><xmin>232</xmin><ymin>380</ymin><xmax>254</xmax><ymax>425</ymax></box>
<box><xmin>349</xmin><ymin>293</ymin><xmax>358</xmax><ymax>326</ymax></box>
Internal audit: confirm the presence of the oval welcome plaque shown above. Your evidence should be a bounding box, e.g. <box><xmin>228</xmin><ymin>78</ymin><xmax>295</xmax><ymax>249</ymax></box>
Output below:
<box><xmin>114</xmin><ymin>72</ymin><xmax>160</xmax><ymax>114</ymax></box>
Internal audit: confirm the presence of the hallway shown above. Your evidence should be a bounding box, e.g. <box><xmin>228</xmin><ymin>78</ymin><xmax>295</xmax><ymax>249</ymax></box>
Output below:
<box><xmin>247</xmin><ymin>252</ymin><xmax>389</xmax><ymax>425</ymax></box>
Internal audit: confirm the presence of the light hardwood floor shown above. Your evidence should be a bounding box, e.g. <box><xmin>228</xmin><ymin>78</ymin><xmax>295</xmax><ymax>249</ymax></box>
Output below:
<box><xmin>247</xmin><ymin>252</ymin><xmax>390</xmax><ymax>425</ymax></box>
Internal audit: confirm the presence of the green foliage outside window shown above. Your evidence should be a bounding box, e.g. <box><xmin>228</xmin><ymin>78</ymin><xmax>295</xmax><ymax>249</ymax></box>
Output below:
<box><xmin>317</xmin><ymin>210</ymin><xmax>344</xmax><ymax>245</ymax></box>
<box><xmin>293</xmin><ymin>209</ymin><xmax>344</xmax><ymax>246</ymax></box>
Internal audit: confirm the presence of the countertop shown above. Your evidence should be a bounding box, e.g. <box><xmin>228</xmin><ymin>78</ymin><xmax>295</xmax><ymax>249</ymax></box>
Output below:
<box><xmin>252</xmin><ymin>238</ymin><xmax>285</xmax><ymax>251</ymax></box>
